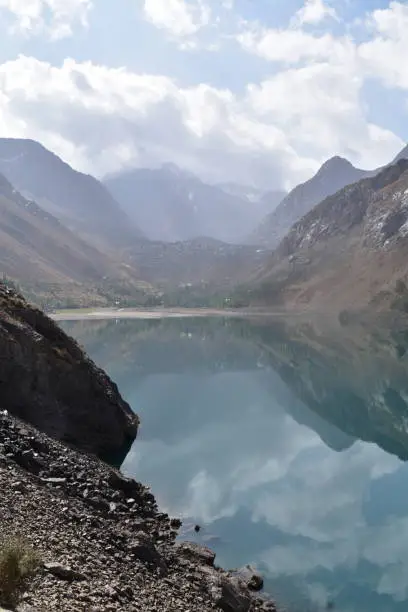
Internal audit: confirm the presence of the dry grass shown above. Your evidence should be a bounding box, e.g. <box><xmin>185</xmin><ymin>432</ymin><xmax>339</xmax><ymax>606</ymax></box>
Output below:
<box><xmin>0</xmin><ymin>537</ymin><xmax>40</xmax><ymax>608</ymax></box>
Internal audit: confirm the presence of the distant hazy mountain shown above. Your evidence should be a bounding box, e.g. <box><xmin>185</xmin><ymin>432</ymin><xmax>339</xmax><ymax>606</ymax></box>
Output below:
<box><xmin>0</xmin><ymin>138</ymin><xmax>144</xmax><ymax>249</ymax></box>
<box><xmin>0</xmin><ymin>170</ymin><xmax>154</xmax><ymax>307</ymax></box>
<box><xmin>249</xmin><ymin>156</ymin><xmax>370</xmax><ymax>248</ymax></box>
<box><xmin>217</xmin><ymin>182</ymin><xmax>267</xmax><ymax>202</ymax></box>
<box><xmin>217</xmin><ymin>182</ymin><xmax>286</xmax><ymax>213</ymax></box>
<box><xmin>104</xmin><ymin>164</ymin><xmax>276</xmax><ymax>243</ymax></box>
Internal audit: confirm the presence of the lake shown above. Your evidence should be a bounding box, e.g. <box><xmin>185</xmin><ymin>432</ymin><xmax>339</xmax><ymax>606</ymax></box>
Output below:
<box><xmin>61</xmin><ymin>314</ymin><xmax>408</xmax><ymax>612</ymax></box>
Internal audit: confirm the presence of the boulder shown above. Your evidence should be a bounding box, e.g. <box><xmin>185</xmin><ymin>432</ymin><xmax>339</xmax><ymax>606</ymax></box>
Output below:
<box><xmin>44</xmin><ymin>562</ymin><xmax>86</xmax><ymax>581</ymax></box>
<box><xmin>236</xmin><ymin>565</ymin><xmax>264</xmax><ymax>591</ymax></box>
<box><xmin>129</xmin><ymin>531</ymin><xmax>166</xmax><ymax>574</ymax></box>
<box><xmin>207</xmin><ymin>574</ymin><xmax>251</xmax><ymax>612</ymax></box>
<box><xmin>176</xmin><ymin>542</ymin><xmax>216</xmax><ymax>567</ymax></box>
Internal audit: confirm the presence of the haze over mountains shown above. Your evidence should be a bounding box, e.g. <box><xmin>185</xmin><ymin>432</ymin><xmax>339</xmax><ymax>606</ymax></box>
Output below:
<box><xmin>1</xmin><ymin>135</ymin><xmax>408</xmax><ymax>311</ymax></box>
<box><xmin>104</xmin><ymin>164</ymin><xmax>283</xmax><ymax>243</ymax></box>
<box><xmin>0</xmin><ymin>138</ymin><xmax>144</xmax><ymax>250</ymax></box>
<box><xmin>0</xmin><ymin>168</ymin><xmax>152</xmax><ymax>306</ymax></box>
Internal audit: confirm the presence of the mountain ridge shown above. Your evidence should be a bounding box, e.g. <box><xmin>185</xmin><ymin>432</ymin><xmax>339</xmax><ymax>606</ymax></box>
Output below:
<box><xmin>249</xmin><ymin>155</ymin><xmax>371</xmax><ymax>248</ymax></box>
<box><xmin>0</xmin><ymin>168</ymin><xmax>154</xmax><ymax>308</ymax></box>
<box><xmin>0</xmin><ymin>138</ymin><xmax>144</xmax><ymax>250</ymax></box>
<box><xmin>246</xmin><ymin>158</ymin><xmax>408</xmax><ymax>311</ymax></box>
<box><xmin>104</xmin><ymin>165</ymin><xmax>281</xmax><ymax>244</ymax></box>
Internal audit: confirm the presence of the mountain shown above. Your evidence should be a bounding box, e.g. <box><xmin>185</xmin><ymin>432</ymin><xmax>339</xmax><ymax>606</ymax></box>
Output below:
<box><xmin>249</xmin><ymin>156</ymin><xmax>370</xmax><ymax>248</ymax></box>
<box><xmin>0</xmin><ymin>172</ymin><xmax>151</xmax><ymax>307</ymax></box>
<box><xmin>0</xmin><ymin>138</ymin><xmax>144</xmax><ymax>249</ymax></box>
<box><xmin>393</xmin><ymin>144</ymin><xmax>408</xmax><ymax>163</ymax></box>
<box><xmin>248</xmin><ymin>159</ymin><xmax>408</xmax><ymax>310</ymax></box>
<box><xmin>216</xmin><ymin>182</ymin><xmax>267</xmax><ymax>202</ymax></box>
<box><xmin>258</xmin><ymin>188</ymin><xmax>287</xmax><ymax>214</ymax></box>
<box><xmin>104</xmin><ymin>164</ymin><xmax>273</xmax><ymax>243</ymax></box>
<box><xmin>217</xmin><ymin>182</ymin><xmax>286</xmax><ymax>214</ymax></box>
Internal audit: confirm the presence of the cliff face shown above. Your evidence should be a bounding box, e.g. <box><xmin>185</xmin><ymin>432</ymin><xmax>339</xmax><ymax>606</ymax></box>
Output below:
<box><xmin>250</xmin><ymin>159</ymin><xmax>408</xmax><ymax>311</ymax></box>
<box><xmin>0</xmin><ymin>285</ymin><xmax>138</xmax><ymax>464</ymax></box>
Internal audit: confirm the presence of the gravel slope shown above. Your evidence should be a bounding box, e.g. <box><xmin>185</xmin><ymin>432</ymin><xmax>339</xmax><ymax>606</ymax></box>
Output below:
<box><xmin>0</xmin><ymin>410</ymin><xmax>277</xmax><ymax>612</ymax></box>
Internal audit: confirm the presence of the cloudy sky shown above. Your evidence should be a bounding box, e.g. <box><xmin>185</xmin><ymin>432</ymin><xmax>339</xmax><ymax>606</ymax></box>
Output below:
<box><xmin>0</xmin><ymin>0</ymin><xmax>407</xmax><ymax>189</ymax></box>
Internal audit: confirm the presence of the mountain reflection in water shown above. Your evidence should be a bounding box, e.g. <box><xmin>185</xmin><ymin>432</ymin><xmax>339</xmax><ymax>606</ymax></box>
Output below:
<box><xmin>62</xmin><ymin>315</ymin><xmax>408</xmax><ymax>612</ymax></box>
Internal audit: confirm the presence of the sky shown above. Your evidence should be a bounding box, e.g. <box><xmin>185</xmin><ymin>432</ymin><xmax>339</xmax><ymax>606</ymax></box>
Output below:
<box><xmin>0</xmin><ymin>0</ymin><xmax>407</xmax><ymax>189</ymax></box>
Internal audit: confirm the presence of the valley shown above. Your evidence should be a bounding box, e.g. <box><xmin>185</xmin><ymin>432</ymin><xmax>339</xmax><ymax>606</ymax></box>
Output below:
<box><xmin>1</xmin><ymin>137</ymin><xmax>408</xmax><ymax>317</ymax></box>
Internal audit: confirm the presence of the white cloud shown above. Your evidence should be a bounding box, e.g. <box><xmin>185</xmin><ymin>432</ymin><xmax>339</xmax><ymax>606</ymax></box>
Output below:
<box><xmin>143</xmin><ymin>0</ymin><xmax>210</xmax><ymax>37</ymax></box>
<box><xmin>0</xmin><ymin>54</ymin><xmax>401</xmax><ymax>191</ymax></box>
<box><xmin>294</xmin><ymin>0</ymin><xmax>338</xmax><ymax>26</ymax></box>
<box><xmin>0</xmin><ymin>0</ymin><xmax>92</xmax><ymax>39</ymax></box>
<box><xmin>246</xmin><ymin>62</ymin><xmax>402</xmax><ymax>170</ymax></box>
<box><xmin>236</xmin><ymin>23</ymin><xmax>354</xmax><ymax>65</ymax></box>
<box><xmin>237</xmin><ymin>1</ymin><xmax>408</xmax><ymax>96</ymax></box>
<box><xmin>358</xmin><ymin>1</ymin><xmax>408</xmax><ymax>90</ymax></box>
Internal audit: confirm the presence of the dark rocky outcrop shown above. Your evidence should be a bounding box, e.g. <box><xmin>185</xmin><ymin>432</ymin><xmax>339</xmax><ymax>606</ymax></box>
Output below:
<box><xmin>0</xmin><ymin>285</ymin><xmax>138</xmax><ymax>463</ymax></box>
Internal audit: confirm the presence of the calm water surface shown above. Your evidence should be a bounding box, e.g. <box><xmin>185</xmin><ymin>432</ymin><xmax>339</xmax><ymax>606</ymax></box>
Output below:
<box><xmin>62</xmin><ymin>315</ymin><xmax>408</xmax><ymax>612</ymax></box>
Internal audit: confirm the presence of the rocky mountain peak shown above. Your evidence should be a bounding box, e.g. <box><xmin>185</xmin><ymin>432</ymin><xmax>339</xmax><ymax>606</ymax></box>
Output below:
<box><xmin>249</xmin><ymin>155</ymin><xmax>369</xmax><ymax>248</ymax></box>
<box><xmin>281</xmin><ymin>158</ymin><xmax>408</xmax><ymax>256</ymax></box>
<box><xmin>317</xmin><ymin>155</ymin><xmax>356</xmax><ymax>175</ymax></box>
<box><xmin>393</xmin><ymin>144</ymin><xmax>408</xmax><ymax>163</ymax></box>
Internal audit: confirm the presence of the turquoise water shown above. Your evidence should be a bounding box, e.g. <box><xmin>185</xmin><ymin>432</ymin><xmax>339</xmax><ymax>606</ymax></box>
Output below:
<box><xmin>62</xmin><ymin>316</ymin><xmax>408</xmax><ymax>612</ymax></box>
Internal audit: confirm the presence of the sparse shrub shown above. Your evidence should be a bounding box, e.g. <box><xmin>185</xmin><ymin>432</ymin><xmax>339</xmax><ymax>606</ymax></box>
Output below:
<box><xmin>0</xmin><ymin>537</ymin><xmax>40</xmax><ymax>608</ymax></box>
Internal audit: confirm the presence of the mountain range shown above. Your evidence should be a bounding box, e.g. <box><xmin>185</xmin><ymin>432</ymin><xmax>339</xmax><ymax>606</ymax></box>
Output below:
<box><xmin>1</xmin><ymin>135</ymin><xmax>408</xmax><ymax>312</ymax></box>
<box><xmin>104</xmin><ymin>164</ymin><xmax>283</xmax><ymax>243</ymax></box>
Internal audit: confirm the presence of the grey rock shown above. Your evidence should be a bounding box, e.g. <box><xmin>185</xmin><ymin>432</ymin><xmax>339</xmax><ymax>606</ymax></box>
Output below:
<box><xmin>11</xmin><ymin>480</ymin><xmax>26</xmax><ymax>492</ymax></box>
<box><xmin>13</xmin><ymin>450</ymin><xmax>45</xmax><ymax>475</ymax></box>
<box><xmin>44</xmin><ymin>562</ymin><xmax>86</xmax><ymax>581</ymax></box>
<box><xmin>209</xmin><ymin>575</ymin><xmax>251</xmax><ymax>612</ymax></box>
<box><xmin>129</xmin><ymin>532</ymin><xmax>166</xmax><ymax>572</ymax></box>
<box><xmin>107</xmin><ymin>471</ymin><xmax>140</xmax><ymax>494</ymax></box>
<box><xmin>176</xmin><ymin>542</ymin><xmax>216</xmax><ymax>567</ymax></box>
<box><xmin>40</xmin><ymin>477</ymin><xmax>67</xmax><ymax>485</ymax></box>
<box><xmin>236</xmin><ymin>566</ymin><xmax>264</xmax><ymax>591</ymax></box>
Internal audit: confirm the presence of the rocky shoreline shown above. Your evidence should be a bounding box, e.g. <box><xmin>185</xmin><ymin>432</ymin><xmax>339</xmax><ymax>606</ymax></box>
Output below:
<box><xmin>0</xmin><ymin>409</ymin><xmax>276</xmax><ymax>611</ymax></box>
<box><xmin>0</xmin><ymin>284</ymin><xmax>277</xmax><ymax>611</ymax></box>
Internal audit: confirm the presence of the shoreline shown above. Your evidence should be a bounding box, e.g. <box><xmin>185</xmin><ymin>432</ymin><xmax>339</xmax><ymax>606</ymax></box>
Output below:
<box><xmin>0</xmin><ymin>410</ymin><xmax>276</xmax><ymax>611</ymax></box>
<box><xmin>51</xmin><ymin>307</ymin><xmax>287</xmax><ymax>321</ymax></box>
<box><xmin>0</xmin><ymin>285</ymin><xmax>277</xmax><ymax>610</ymax></box>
